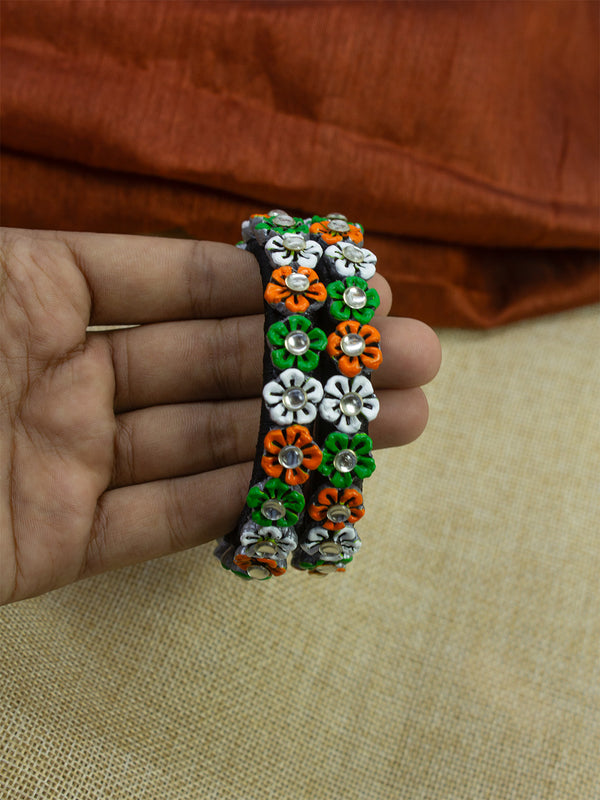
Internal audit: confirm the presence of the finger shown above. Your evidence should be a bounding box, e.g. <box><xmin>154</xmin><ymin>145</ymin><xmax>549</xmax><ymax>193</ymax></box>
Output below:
<box><xmin>55</xmin><ymin>231</ymin><xmax>263</xmax><ymax>323</ymax></box>
<box><xmin>48</xmin><ymin>230</ymin><xmax>393</xmax><ymax>325</ymax></box>
<box><xmin>83</xmin><ymin>463</ymin><xmax>252</xmax><ymax>580</ymax></box>
<box><xmin>102</xmin><ymin>315</ymin><xmax>440</xmax><ymax>412</ymax></box>
<box><xmin>110</xmin><ymin>388</ymin><xmax>428</xmax><ymax>487</ymax></box>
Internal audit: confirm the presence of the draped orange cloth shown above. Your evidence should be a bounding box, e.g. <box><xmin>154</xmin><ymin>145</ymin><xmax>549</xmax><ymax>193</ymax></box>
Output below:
<box><xmin>1</xmin><ymin>0</ymin><xmax>598</xmax><ymax>327</ymax></box>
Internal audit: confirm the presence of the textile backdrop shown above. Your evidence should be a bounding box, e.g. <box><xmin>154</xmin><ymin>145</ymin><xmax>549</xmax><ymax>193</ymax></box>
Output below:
<box><xmin>1</xmin><ymin>0</ymin><xmax>599</xmax><ymax>326</ymax></box>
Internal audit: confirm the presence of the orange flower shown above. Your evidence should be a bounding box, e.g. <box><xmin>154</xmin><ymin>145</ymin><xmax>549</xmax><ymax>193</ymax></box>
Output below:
<box><xmin>326</xmin><ymin>320</ymin><xmax>382</xmax><ymax>377</ymax></box>
<box><xmin>308</xmin><ymin>486</ymin><xmax>365</xmax><ymax>530</ymax></box>
<box><xmin>234</xmin><ymin>553</ymin><xmax>286</xmax><ymax>577</ymax></box>
<box><xmin>264</xmin><ymin>266</ymin><xmax>326</xmax><ymax>314</ymax></box>
<box><xmin>309</xmin><ymin>220</ymin><xmax>363</xmax><ymax>246</ymax></box>
<box><xmin>261</xmin><ymin>425</ymin><xmax>323</xmax><ymax>485</ymax></box>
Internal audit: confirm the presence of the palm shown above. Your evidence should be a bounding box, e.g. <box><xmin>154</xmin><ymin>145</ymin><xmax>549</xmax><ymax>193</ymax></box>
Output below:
<box><xmin>0</xmin><ymin>228</ymin><xmax>439</xmax><ymax>605</ymax></box>
<box><xmin>1</xmin><ymin>238</ymin><xmax>116</xmax><ymax>601</ymax></box>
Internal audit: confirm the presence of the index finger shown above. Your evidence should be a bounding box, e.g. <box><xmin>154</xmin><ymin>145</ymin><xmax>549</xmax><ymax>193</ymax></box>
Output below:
<box><xmin>59</xmin><ymin>231</ymin><xmax>264</xmax><ymax>324</ymax></box>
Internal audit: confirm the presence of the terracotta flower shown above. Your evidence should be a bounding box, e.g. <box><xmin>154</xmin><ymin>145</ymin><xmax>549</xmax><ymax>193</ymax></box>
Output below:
<box><xmin>327</xmin><ymin>320</ymin><xmax>382</xmax><ymax>377</ymax></box>
<box><xmin>264</xmin><ymin>266</ymin><xmax>327</xmax><ymax>314</ymax></box>
<box><xmin>261</xmin><ymin>425</ymin><xmax>322</xmax><ymax>485</ymax></box>
<box><xmin>233</xmin><ymin>552</ymin><xmax>286</xmax><ymax>578</ymax></box>
<box><xmin>318</xmin><ymin>431</ymin><xmax>376</xmax><ymax>489</ymax></box>
<box><xmin>327</xmin><ymin>276</ymin><xmax>380</xmax><ymax>324</ymax></box>
<box><xmin>267</xmin><ymin>315</ymin><xmax>327</xmax><ymax>373</ymax></box>
<box><xmin>240</xmin><ymin>523</ymin><xmax>297</xmax><ymax>558</ymax></box>
<box><xmin>308</xmin><ymin>486</ymin><xmax>365</xmax><ymax>531</ymax></box>
<box><xmin>251</xmin><ymin>211</ymin><xmax>308</xmax><ymax>238</ymax></box>
<box><xmin>319</xmin><ymin>375</ymin><xmax>380</xmax><ymax>434</ymax></box>
<box><xmin>262</xmin><ymin>368</ymin><xmax>324</xmax><ymax>426</ymax></box>
<box><xmin>324</xmin><ymin>242</ymin><xmax>377</xmax><ymax>280</ymax></box>
<box><xmin>300</xmin><ymin>524</ymin><xmax>362</xmax><ymax>561</ymax></box>
<box><xmin>246</xmin><ymin>478</ymin><xmax>305</xmax><ymax>527</ymax></box>
<box><xmin>265</xmin><ymin>234</ymin><xmax>323</xmax><ymax>269</ymax></box>
<box><xmin>309</xmin><ymin>216</ymin><xmax>364</xmax><ymax>246</ymax></box>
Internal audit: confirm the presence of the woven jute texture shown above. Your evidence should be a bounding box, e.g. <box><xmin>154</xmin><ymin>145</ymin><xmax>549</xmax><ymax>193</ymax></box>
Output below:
<box><xmin>1</xmin><ymin>304</ymin><xmax>598</xmax><ymax>799</ymax></box>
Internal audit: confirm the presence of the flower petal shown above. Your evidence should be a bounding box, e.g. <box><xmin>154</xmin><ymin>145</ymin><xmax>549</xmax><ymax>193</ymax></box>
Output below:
<box><xmin>303</xmin><ymin>377</ymin><xmax>324</xmax><ymax>402</ymax></box>
<box><xmin>279</xmin><ymin>368</ymin><xmax>305</xmax><ymax>388</ymax></box>
<box><xmin>351</xmin><ymin>375</ymin><xmax>375</xmax><ymax>397</ymax></box>
<box><xmin>319</xmin><ymin>398</ymin><xmax>342</xmax><ymax>424</ymax></box>
<box><xmin>297</xmin><ymin>349</ymin><xmax>320</xmax><ymax>373</ymax></box>
<box><xmin>361</xmin><ymin>396</ymin><xmax>380</xmax><ymax>421</ymax></box>
<box><xmin>272</xmin><ymin>348</ymin><xmax>296</xmax><ymax>370</ymax></box>
<box><xmin>324</xmin><ymin>375</ymin><xmax>350</xmax><ymax>398</ymax></box>
<box><xmin>263</xmin><ymin>381</ymin><xmax>285</xmax><ymax>403</ymax></box>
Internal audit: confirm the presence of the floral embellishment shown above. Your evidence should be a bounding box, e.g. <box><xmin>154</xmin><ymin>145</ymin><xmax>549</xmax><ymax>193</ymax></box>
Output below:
<box><xmin>318</xmin><ymin>431</ymin><xmax>375</xmax><ymax>488</ymax></box>
<box><xmin>267</xmin><ymin>315</ymin><xmax>327</xmax><ymax>373</ymax></box>
<box><xmin>233</xmin><ymin>552</ymin><xmax>286</xmax><ymax>579</ymax></box>
<box><xmin>265</xmin><ymin>234</ymin><xmax>323</xmax><ymax>269</ymax></box>
<box><xmin>263</xmin><ymin>368</ymin><xmax>323</xmax><ymax>426</ymax></box>
<box><xmin>327</xmin><ymin>320</ymin><xmax>382</xmax><ymax>377</ymax></box>
<box><xmin>309</xmin><ymin>216</ymin><xmax>364</xmax><ymax>246</ymax></box>
<box><xmin>251</xmin><ymin>211</ymin><xmax>309</xmax><ymax>239</ymax></box>
<box><xmin>240</xmin><ymin>522</ymin><xmax>297</xmax><ymax>558</ymax></box>
<box><xmin>246</xmin><ymin>478</ymin><xmax>305</xmax><ymax>527</ymax></box>
<box><xmin>264</xmin><ymin>266</ymin><xmax>327</xmax><ymax>314</ymax></box>
<box><xmin>319</xmin><ymin>375</ymin><xmax>380</xmax><ymax>434</ymax></box>
<box><xmin>308</xmin><ymin>486</ymin><xmax>365</xmax><ymax>531</ymax></box>
<box><xmin>261</xmin><ymin>425</ymin><xmax>323</xmax><ymax>485</ymax></box>
<box><xmin>324</xmin><ymin>242</ymin><xmax>376</xmax><ymax>280</ymax></box>
<box><xmin>300</xmin><ymin>524</ymin><xmax>362</xmax><ymax>560</ymax></box>
<box><xmin>328</xmin><ymin>276</ymin><xmax>380</xmax><ymax>324</ymax></box>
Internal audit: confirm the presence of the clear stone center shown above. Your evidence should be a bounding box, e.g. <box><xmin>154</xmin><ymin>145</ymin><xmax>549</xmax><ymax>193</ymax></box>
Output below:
<box><xmin>328</xmin><ymin>219</ymin><xmax>350</xmax><ymax>233</ymax></box>
<box><xmin>341</xmin><ymin>333</ymin><xmax>366</xmax><ymax>357</ymax></box>
<box><xmin>340</xmin><ymin>392</ymin><xmax>364</xmax><ymax>416</ymax></box>
<box><xmin>333</xmin><ymin>450</ymin><xmax>358</xmax><ymax>473</ymax></box>
<box><xmin>326</xmin><ymin>504</ymin><xmax>351</xmax><ymax>523</ymax></box>
<box><xmin>327</xmin><ymin>212</ymin><xmax>348</xmax><ymax>221</ymax></box>
<box><xmin>282</xmin><ymin>386</ymin><xmax>307</xmax><ymax>411</ymax></box>
<box><xmin>342</xmin><ymin>244</ymin><xmax>364</xmax><ymax>263</ymax></box>
<box><xmin>247</xmin><ymin>564</ymin><xmax>271</xmax><ymax>580</ymax></box>
<box><xmin>343</xmin><ymin>285</ymin><xmax>367</xmax><ymax>309</ymax></box>
<box><xmin>315</xmin><ymin>563</ymin><xmax>339</xmax><ymax>574</ymax></box>
<box><xmin>261</xmin><ymin>499</ymin><xmax>286</xmax><ymax>521</ymax></box>
<box><xmin>281</xmin><ymin>233</ymin><xmax>306</xmax><ymax>251</ymax></box>
<box><xmin>285</xmin><ymin>330</ymin><xmax>310</xmax><ymax>356</ymax></box>
<box><xmin>272</xmin><ymin>213</ymin><xmax>294</xmax><ymax>228</ymax></box>
<box><xmin>285</xmin><ymin>272</ymin><xmax>310</xmax><ymax>292</ymax></box>
<box><xmin>319</xmin><ymin>541</ymin><xmax>342</xmax><ymax>557</ymax></box>
<box><xmin>278</xmin><ymin>445</ymin><xmax>304</xmax><ymax>470</ymax></box>
<box><xmin>254</xmin><ymin>541</ymin><xmax>278</xmax><ymax>557</ymax></box>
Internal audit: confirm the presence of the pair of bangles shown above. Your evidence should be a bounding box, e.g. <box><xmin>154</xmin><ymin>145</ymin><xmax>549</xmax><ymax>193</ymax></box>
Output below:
<box><xmin>214</xmin><ymin>210</ymin><xmax>382</xmax><ymax>580</ymax></box>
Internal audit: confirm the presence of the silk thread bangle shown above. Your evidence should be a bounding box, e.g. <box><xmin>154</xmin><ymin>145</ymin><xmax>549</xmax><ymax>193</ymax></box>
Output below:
<box><xmin>214</xmin><ymin>211</ymin><xmax>381</xmax><ymax>580</ymax></box>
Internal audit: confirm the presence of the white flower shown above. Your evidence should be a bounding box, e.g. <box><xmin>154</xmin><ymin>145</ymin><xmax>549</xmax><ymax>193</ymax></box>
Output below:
<box><xmin>263</xmin><ymin>368</ymin><xmax>324</xmax><ymax>426</ymax></box>
<box><xmin>240</xmin><ymin>523</ymin><xmax>297</xmax><ymax>557</ymax></box>
<box><xmin>265</xmin><ymin>235</ymin><xmax>323</xmax><ymax>269</ymax></box>
<box><xmin>301</xmin><ymin>525</ymin><xmax>362</xmax><ymax>559</ymax></box>
<box><xmin>319</xmin><ymin>375</ymin><xmax>379</xmax><ymax>434</ymax></box>
<box><xmin>324</xmin><ymin>242</ymin><xmax>377</xmax><ymax>280</ymax></box>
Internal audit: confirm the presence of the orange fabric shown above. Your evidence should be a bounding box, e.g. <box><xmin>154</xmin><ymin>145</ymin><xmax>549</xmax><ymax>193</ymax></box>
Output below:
<box><xmin>1</xmin><ymin>0</ymin><xmax>598</xmax><ymax>327</ymax></box>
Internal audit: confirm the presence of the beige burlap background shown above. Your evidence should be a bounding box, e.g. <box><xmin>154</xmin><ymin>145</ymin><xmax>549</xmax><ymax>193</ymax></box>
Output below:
<box><xmin>1</xmin><ymin>304</ymin><xmax>598</xmax><ymax>799</ymax></box>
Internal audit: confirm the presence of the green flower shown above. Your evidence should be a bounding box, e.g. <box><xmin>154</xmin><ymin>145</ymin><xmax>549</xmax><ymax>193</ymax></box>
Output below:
<box><xmin>267</xmin><ymin>315</ymin><xmax>327</xmax><ymax>373</ymax></box>
<box><xmin>254</xmin><ymin>214</ymin><xmax>308</xmax><ymax>236</ymax></box>
<box><xmin>246</xmin><ymin>478</ymin><xmax>305</xmax><ymax>527</ymax></box>
<box><xmin>318</xmin><ymin>431</ymin><xmax>376</xmax><ymax>488</ymax></box>
<box><xmin>328</xmin><ymin>276</ymin><xmax>380</xmax><ymax>324</ymax></box>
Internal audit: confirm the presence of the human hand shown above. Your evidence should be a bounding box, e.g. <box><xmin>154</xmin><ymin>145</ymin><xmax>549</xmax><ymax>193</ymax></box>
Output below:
<box><xmin>0</xmin><ymin>228</ymin><xmax>441</xmax><ymax>604</ymax></box>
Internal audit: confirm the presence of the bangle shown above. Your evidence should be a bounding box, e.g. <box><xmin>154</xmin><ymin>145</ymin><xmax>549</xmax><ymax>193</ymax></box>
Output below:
<box><xmin>214</xmin><ymin>210</ymin><xmax>381</xmax><ymax>580</ymax></box>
